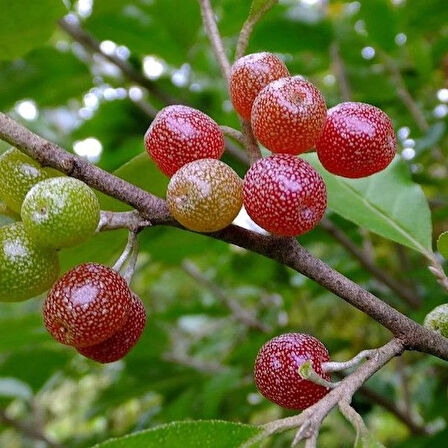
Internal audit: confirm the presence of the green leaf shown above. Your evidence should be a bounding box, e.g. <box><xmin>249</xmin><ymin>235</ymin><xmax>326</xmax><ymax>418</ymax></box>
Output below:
<box><xmin>437</xmin><ymin>232</ymin><xmax>448</xmax><ymax>259</ymax></box>
<box><xmin>0</xmin><ymin>0</ymin><xmax>66</xmax><ymax>60</ymax></box>
<box><xmin>415</xmin><ymin>122</ymin><xmax>446</xmax><ymax>154</ymax></box>
<box><xmin>302</xmin><ymin>154</ymin><xmax>432</xmax><ymax>254</ymax></box>
<box><xmin>92</xmin><ymin>420</ymin><xmax>261</xmax><ymax>448</ymax></box>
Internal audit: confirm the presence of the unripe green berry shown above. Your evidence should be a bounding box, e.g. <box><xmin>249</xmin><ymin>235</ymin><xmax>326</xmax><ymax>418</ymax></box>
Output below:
<box><xmin>0</xmin><ymin>222</ymin><xmax>60</xmax><ymax>302</ymax></box>
<box><xmin>21</xmin><ymin>177</ymin><xmax>100</xmax><ymax>249</ymax></box>
<box><xmin>424</xmin><ymin>304</ymin><xmax>448</xmax><ymax>338</ymax></box>
<box><xmin>0</xmin><ymin>148</ymin><xmax>59</xmax><ymax>213</ymax></box>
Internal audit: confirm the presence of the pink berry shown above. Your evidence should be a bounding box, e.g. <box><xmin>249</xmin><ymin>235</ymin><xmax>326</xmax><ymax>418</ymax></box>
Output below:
<box><xmin>144</xmin><ymin>105</ymin><xmax>225</xmax><ymax>177</ymax></box>
<box><xmin>43</xmin><ymin>263</ymin><xmax>132</xmax><ymax>348</ymax></box>
<box><xmin>254</xmin><ymin>333</ymin><xmax>330</xmax><ymax>410</ymax></box>
<box><xmin>77</xmin><ymin>294</ymin><xmax>146</xmax><ymax>363</ymax></box>
<box><xmin>230</xmin><ymin>52</ymin><xmax>290</xmax><ymax>121</ymax></box>
<box><xmin>243</xmin><ymin>154</ymin><xmax>327</xmax><ymax>236</ymax></box>
<box><xmin>251</xmin><ymin>76</ymin><xmax>327</xmax><ymax>155</ymax></box>
<box><xmin>316</xmin><ymin>102</ymin><xmax>396</xmax><ymax>178</ymax></box>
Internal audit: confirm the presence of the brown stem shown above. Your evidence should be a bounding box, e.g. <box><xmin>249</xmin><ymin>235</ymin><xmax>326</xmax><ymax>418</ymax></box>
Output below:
<box><xmin>58</xmin><ymin>17</ymin><xmax>174</xmax><ymax>105</ymax></box>
<box><xmin>330</xmin><ymin>42</ymin><xmax>352</xmax><ymax>102</ymax></box>
<box><xmin>234</xmin><ymin>0</ymin><xmax>278</xmax><ymax>61</ymax></box>
<box><xmin>197</xmin><ymin>0</ymin><xmax>231</xmax><ymax>82</ymax></box>
<box><xmin>1</xmin><ymin>113</ymin><xmax>448</xmax><ymax>361</ymax></box>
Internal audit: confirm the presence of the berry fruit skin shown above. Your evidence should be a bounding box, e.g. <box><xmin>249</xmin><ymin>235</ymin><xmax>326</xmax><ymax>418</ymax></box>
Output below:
<box><xmin>424</xmin><ymin>304</ymin><xmax>448</xmax><ymax>338</ymax></box>
<box><xmin>167</xmin><ymin>158</ymin><xmax>243</xmax><ymax>233</ymax></box>
<box><xmin>144</xmin><ymin>105</ymin><xmax>225</xmax><ymax>177</ymax></box>
<box><xmin>21</xmin><ymin>177</ymin><xmax>100</xmax><ymax>249</ymax></box>
<box><xmin>77</xmin><ymin>294</ymin><xmax>146</xmax><ymax>363</ymax></box>
<box><xmin>254</xmin><ymin>333</ymin><xmax>330</xmax><ymax>410</ymax></box>
<box><xmin>251</xmin><ymin>77</ymin><xmax>327</xmax><ymax>155</ymax></box>
<box><xmin>43</xmin><ymin>263</ymin><xmax>132</xmax><ymax>347</ymax></box>
<box><xmin>316</xmin><ymin>102</ymin><xmax>396</xmax><ymax>178</ymax></box>
<box><xmin>230</xmin><ymin>52</ymin><xmax>290</xmax><ymax>121</ymax></box>
<box><xmin>243</xmin><ymin>154</ymin><xmax>327</xmax><ymax>236</ymax></box>
<box><xmin>0</xmin><ymin>148</ymin><xmax>59</xmax><ymax>213</ymax></box>
<box><xmin>0</xmin><ymin>222</ymin><xmax>60</xmax><ymax>302</ymax></box>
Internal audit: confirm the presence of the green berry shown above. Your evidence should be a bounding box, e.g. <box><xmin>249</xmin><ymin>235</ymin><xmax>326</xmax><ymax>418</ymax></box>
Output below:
<box><xmin>0</xmin><ymin>222</ymin><xmax>59</xmax><ymax>302</ymax></box>
<box><xmin>424</xmin><ymin>304</ymin><xmax>448</xmax><ymax>338</ymax></box>
<box><xmin>21</xmin><ymin>177</ymin><xmax>100</xmax><ymax>249</ymax></box>
<box><xmin>0</xmin><ymin>148</ymin><xmax>58</xmax><ymax>213</ymax></box>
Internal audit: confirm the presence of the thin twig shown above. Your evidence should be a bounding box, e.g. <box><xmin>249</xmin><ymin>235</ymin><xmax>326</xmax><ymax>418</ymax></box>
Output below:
<box><xmin>330</xmin><ymin>42</ymin><xmax>352</xmax><ymax>102</ymax></box>
<box><xmin>181</xmin><ymin>260</ymin><xmax>271</xmax><ymax>332</ymax></box>
<box><xmin>235</xmin><ymin>0</ymin><xmax>278</xmax><ymax>61</ymax></box>
<box><xmin>240</xmin><ymin>120</ymin><xmax>262</xmax><ymax>164</ymax></box>
<box><xmin>98</xmin><ymin>210</ymin><xmax>151</xmax><ymax>232</ymax></box>
<box><xmin>0</xmin><ymin>409</ymin><xmax>63</xmax><ymax>448</ymax></box>
<box><xmin>197</xmin><ymin>0</ymin><xmax>231</xmax><ymax>81</ymax></box>
<box><xmin>112</xmin><ymin>231</ymin><xmax>137</xmax><ymax>273</ymax></box>
<box><xmin>320</xmin><ymin>218</ymin><xmax>421</xmax><ymax>308</ymax></box>
<box><xmin>2</xmin><ymin>113</ymin><xmax>448</xmax><ymax>361</ymax></box>
<box><xmin>58</xmin><ymin>17</ymin><xmax>174</xmax><ymax>105</ymax></box>
<box><xmin>220</xmin><ymin>125</ymin><xmax>245</xmax><ymax>146</ymax></box>
<box><xmin>163</xmin><ymin>353</ymin><xmax>226</xmax><ymax>374</ymax></box>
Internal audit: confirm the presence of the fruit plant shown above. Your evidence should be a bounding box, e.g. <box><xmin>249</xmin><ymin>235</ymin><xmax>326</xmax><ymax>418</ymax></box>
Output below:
<box><xmin>0</xmin><ymin>0</ymin><xmax>447</xmax><ymax>447</ymax></box>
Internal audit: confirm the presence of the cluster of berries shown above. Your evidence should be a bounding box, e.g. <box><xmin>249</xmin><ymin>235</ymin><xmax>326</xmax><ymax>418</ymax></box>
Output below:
<box><xmin>0</xmin><ymin>149</ymin><xmax>146</xmax><ymax>363</ymax></box>
<box><xmin>145</xmin><ymin>52</ymin><xmax>396</xmax><ymax>237</ymax></box>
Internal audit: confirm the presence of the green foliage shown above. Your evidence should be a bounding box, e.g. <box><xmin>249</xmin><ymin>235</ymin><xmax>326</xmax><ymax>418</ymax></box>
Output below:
<box><xmin>303</xmin><ymin>154</ymin><xmax>432</xmax><ymax>254</ymax></box>
<box><xmin>437</xmin><ymin>232</ymin><xmax>448</xmax><ymax>259</ymax></box>
<box><xmin>0</xmin><ymin>0</ymin><xmax>447</xmax><ymax>447</ymax></box>
<box><xmin>93</xmin><ymin>421</ymin><xmax>261</xmax><ymax>448</ymax></box>
<box><xmin>0</xmin><ymin>0</ymin><xmax>66</xmax><ymax>60</ymax></box>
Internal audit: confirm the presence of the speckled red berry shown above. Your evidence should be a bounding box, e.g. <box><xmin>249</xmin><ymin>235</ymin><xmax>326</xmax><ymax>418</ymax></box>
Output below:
<box><xmin>230</xmin><ymin>52</ymin><xmax>290</xmax><ymax>121</ymax></box>
<box><xmin>243</xmin><ymin>154</ymin><xmax>327</xmax><ymax>236</ymax></box>
<box><xmin>251</xmin><ymin>77</ymin><xmax>327</xmax><ymax>155</ymax></box>
<box><xmin>77</xmin><ymin>293</ymin><xmax>146</xmax><ymax>363</ymax></box>
<box><xmin>144</xmin><ymin>105</ymin><xmax>225</xmax><ymax>177</ymax></box>
<box><xmin>254</xmin><ymin>333</ymin><xmax>330</xmax><ymax>410</ymax></box>
<box><xmin>316</xmin><ymin>102</ymin><xmax>396</xmax><ymax>178</ymax></box>
<box><xmin>43</xmin><ymin>263</ymin><xmax>132</xmax><ymax>348</ymax></box>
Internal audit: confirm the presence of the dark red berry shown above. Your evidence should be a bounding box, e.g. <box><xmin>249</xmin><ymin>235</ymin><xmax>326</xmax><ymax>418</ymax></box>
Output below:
<box><xmin>43</xmin><ymin>263</ymin><xmax>132</xmax><ymax>348</ymax></box>
<box><xmin>144</xmin><ymin>105</ymin><xmax>225</xmax><ymax>177</ymax></box>
<box><xmin>316</xmin><ymin>102</ymin><xmax>396</xmax><ymax>178</ymax></box>
<box><xmin>77</xmin><ymin>294</ymin><xmax>146</xmax><ymax>363</ymax></box>
<box><xmin>243</xmin><ymin>154</ymin><xmax>327</xmax><ymax>236</ymax></box>
<box><xmin>254</xmin><ymin>333</ymin><xmax>330</xmax><ymax>410</ymax></box>
<box><xmin>251</xmin><ymin>76</ymin><xmax>327</xmax><ymax>155</ymax></box>
<box><xmin>230</xmin><ymin>52</ymin><xmax>290</xmax><ymax>121</ymax></box>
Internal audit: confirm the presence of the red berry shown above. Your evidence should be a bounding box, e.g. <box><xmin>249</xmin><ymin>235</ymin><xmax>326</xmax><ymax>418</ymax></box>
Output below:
<box><xmin>316</xmin><ymin>102</ymin><xmax>396</xmax><ymax>178</ymax></box>
<box><xmin>254</xmin><ymin>333</ymin><xmax>330</xmax><ymax>410</ymax></box>
<box><xmin>144</xmin><ymin>105</ymin><xmax>225</xmax><ymax>177</ymax></box>
<box><xmin>230</xmin><ymin>52</ymin><xmax>290</xmax><ymax>121</ymax></box>
<box><xmin>243</xmin><ymin>154</ymin><xmax>327</xmax><ymax>236</ymax></box>
<box><xmin>43</xmin><ymin>263</ymin><xmax>132</xmax><ymax>348</ymax></box>
<box><xmin>251</xmin><ymin>76</ymin><xmax>327</xmax><ymax>155</ymax></box>
<box><xmin>77</xmin><ymin>294</ymin><xmax>146</xmax><ymax>363</ymax></box>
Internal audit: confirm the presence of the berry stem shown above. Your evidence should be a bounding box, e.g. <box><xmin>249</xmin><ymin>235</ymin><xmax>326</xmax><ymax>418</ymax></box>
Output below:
<box><xmin>321</xmin><ymin>349</ymin><xmax>378</xmax><ymax>373</ymax></box>
<box><xmin>219</xmin><ymin>125</ymin><xmax>245</xmax><ymax>146</ymax></box>
<box><xmin>234</xmin><ymin>0</ymin><xmax>279</xmax><ymax>61</ymax></box>
<box><xmin>112</xmin><ymin>231</ymin><xmax>138</xmax><ymax>274</ymax></box>
<box><xmin>197</xmin><ymin>0</ymin><xmax>231</xmax><ymax>82</ymax></box>
<box><xmin>298</xmin><ymin>360</ymin><xmax>339</xmax><ymax>389</ymax></box>
<box><xmin>122</xmin><ymin>234</ymin><xmax>139</xmax><ymax>285</ymax></box>
<box><xmin>241</xmin><ymin>120</ymin><xmax>262</xmax><ymax>164</ymax></box>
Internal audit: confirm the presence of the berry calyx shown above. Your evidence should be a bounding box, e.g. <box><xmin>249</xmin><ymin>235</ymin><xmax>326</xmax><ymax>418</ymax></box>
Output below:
<box><xmin>0</xmin><ymin>222</ymin><xmax>60</xmax><ymax>302</ymax></box>
<box><xmin>243</xmin><ymin>154</ymin><xmax>327</xmax><ymax>236</ymax></box>
<box><xmin>316</xmin><ymin>102</ymin><xmax>396</xmax><ymax>178</ymax></box>
<box><xmin>167</xmin><ymin>158</ymin><xmax>243</xmax><ymax>233</ymax></box>
<box><xmin>251</xmin><ymin>77</ymin><xmax>327</xmax><ymax>155</ymax></box>
<box><xmin>43</xmin><ymin>263</ymin><xmax>132</xmax><ymax>347</ymax></box>
<box><xmin>0</xmin><ymin>148</ymin><xmax>59</xmax><ymax>213</ymax></box>
<box><xmin>254</xmin><ymin>333</ymin><xmax>330</xmax><ymax>410</ymax></box>
<box><xmin>424</xmin><ymin>304</ymin><xmax>448</xmax><ymax>338</ymax></box>
<box><xmin>77</xmin><ymin>293</ymin><xmax>147</xmax><ymax>363</ymax></box>
<box><xmin>230</xmin><ymin>52</ymin><xmax>290</xmax><ymax>121</ymax></box>
<box><xmin>144</xmin><ymin>105</ymin><xmax>225</xmax><ymax>177</ymax></box>
<box><xmin>21</xmin><ymin>177</ymin><xmax>100</xmax><ymax>249</ymax></box>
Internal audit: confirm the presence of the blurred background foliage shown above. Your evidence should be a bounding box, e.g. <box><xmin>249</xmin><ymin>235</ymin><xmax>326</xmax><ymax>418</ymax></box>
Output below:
<box><xmin>0</xmin><ymin>0</ymin><xmax>447</xmax><ymax>446</ymax></box>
